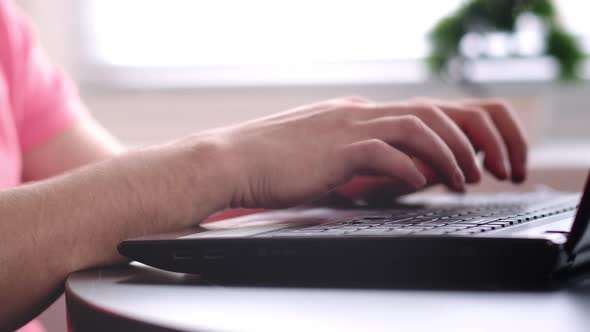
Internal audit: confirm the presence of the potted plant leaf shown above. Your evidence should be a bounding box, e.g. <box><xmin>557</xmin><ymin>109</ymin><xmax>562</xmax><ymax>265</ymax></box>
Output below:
<box><xmin>426</xmin><ymin>0</ymin><xmax>585</xmax><ymax>143</ymax></box>
<box><xmin>427</xmin><ymin>0</ymin><xmax>585</xmax><ymax>82</ymax></box>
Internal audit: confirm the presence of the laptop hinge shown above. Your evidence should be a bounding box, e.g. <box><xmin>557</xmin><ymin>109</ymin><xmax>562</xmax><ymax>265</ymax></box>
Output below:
<box><xmin>565</xmin><ymin>174</ymin><xmax>590</xmax><ymax>256</ymax></box>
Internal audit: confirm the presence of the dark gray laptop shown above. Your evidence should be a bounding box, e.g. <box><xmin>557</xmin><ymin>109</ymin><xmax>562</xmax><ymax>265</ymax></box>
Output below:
<box><xmin>119</xmin><ymin>171</ymin><xmax>590</xmax><ymax>285</ymax></box>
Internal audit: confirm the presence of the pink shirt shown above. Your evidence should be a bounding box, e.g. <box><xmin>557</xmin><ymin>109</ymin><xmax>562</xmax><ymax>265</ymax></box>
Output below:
<box><xmin>0</xmin><ymin>0</ymin><xmax>84</xmax><ymax>188</ymax></box>
<box><xmin>1</xmin><ymin>0</ymin><xmax>86</xmax><ymax>330</ymax></box>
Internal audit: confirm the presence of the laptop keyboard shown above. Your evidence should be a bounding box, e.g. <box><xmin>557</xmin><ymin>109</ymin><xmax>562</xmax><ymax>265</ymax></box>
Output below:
<box><xmin>259</xmin><ymin>194</ymin><xmax>579</xmax><ymax>237</ymax></box>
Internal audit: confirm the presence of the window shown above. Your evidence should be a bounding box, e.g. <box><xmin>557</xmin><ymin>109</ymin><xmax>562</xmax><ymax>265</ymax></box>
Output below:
<box><xmin>83</xmin><ymin>0</ymin><xmax>590</xmax><ymax>86</ymax></box>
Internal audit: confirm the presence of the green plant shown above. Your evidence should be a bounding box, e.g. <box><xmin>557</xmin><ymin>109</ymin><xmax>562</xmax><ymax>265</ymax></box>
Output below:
<box><xmin>427</xmin><ymin>0</ymin><xmax>585</xmax><ymax>81</ymax></box>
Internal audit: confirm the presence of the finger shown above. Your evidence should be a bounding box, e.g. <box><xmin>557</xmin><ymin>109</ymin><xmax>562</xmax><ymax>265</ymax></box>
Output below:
<box><xmin>335</xmin><ymin>176</ymin><xmax>408</xmax><ymax>206</ymax></box>
<box><xmin>408</xmin><ymin>158</ymin><xmax>463</xmax><ymax>194</ymax></box>
<box><xmin>359</xmin><ymin>116</ymin><xmax>466</xmax><ymax>191</ymax></box>
<box><xmin>465</xmin><ymin>100</ymin><xmax>528</xmax><ymax>183</ymax></box>
<box><xmin>428</xmin><ymin>102</ymin><xmax>511</xmax><ymax>180</ymax></box>
<box><xmin>412</xmin><ymin>157</ymin><xmax>441</xmax><ymax>186</ymax></box>
<box><xmin>334</xmin><ymin>156</ymin><xmax>443</xmax><ymax>201</ymax></box>
<box><xmin>263</xmin><ymin>96</ymin><xmax>374</xmax><ymax>123</ymax></box>
<box><xmin>363</xmin><ymin>179</ymin><xmax>415</xmax><ymax>206</ymax></box>
<box><xmin>309</xmin><ymin>191</ymin><xmax>358</xmax><ymax>207</ymax></box>
<box><xmin>372</xmin><ymin>103</ymin><xmax>481</xmax><ymax>183</ymax></box>
<box><xmin>334</xmin><ymin>176</ymin><xmax>397</xmax><ymax>198</ymax></box>
<box><xmin>323</xmin><ymin>96</ymin><xmax>375</xmax><ymax>107</ymax></box>
<box><xmin>343</xmin><ymin>139</ymin><xmax>427</xmax><ymax>190</ymax></box>
<box><xmin>340</xmin><ymin>96</ymin><xmax>374</xmax><ymax>104</ymax></box>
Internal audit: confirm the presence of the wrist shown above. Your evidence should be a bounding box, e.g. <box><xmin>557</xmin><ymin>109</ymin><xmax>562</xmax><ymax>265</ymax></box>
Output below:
<box><xmin>115</xmin><ymin>135</ymin><xmax>235</xmax><ymax>233</ymax></box>
<box><xmin>172</xmin><ymin>134</ymin><xmax>237</xmax><ymax>222</ymax></box>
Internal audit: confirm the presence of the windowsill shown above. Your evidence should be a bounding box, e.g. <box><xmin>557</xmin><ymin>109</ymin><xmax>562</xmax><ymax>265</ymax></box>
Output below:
<box><xmin>79</xmin><ymin>57</ymin><xmax>590</xmax><ymax>90</ymax></box>
<box><xmin>407</xmin><ymin>141</ymin><xmax>590</xmax><ymax>193</ymax></box>
<box><xmin>529</xmin><ymin>141</ymin><xmax>590</xmax><ymax>169</ymax></box>
<box><xmin>477</xmin><ymin>141</ymin><xmax>590</xmax><ymax>192</ymax></box>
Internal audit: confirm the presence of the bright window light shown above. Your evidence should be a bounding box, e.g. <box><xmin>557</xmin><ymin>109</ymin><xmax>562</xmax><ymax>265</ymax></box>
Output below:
<box><xmin>86</xmin><ymin>0</ymin><xmax>465</xmax><ymax>67</ymax></box>
<box><xmin>84</xmin><ymin>0</ymin><xmax>590</xmax><ymax>85</ymax></box>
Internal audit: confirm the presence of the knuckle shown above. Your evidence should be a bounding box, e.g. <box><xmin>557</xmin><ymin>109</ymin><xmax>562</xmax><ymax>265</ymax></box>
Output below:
<box><xmin>333</xmin><ymin>96</ymin><xmax>353</xmax><ymax>104</ymax></box>
<box><xmin>342</xmin><ymin>95</ymin><xmax>371</xmax><ymax>103</ymax></box>
<box><xmin>325</xmin><ymin>98</ymin><xmax>356</xmax><ymax>111</ymax></box>
<box><xmin>355</xmin><ymin>102</ymin><xmax>376</xmax><ymax>111</ymax></box>
<box><xmin>397</xmin><ymin>115</ymin><xmax>425</xmax><ymax>133</ymax></box>
<box><xmin>364</xmin><ymin>139</ymin><xmax>388</xmax><ymax>153</ymax></box>
<box><xmin>486</xmin><ymin>99</ymin><xmax>513</xmax><ymax>115</ymax></box>
<box><xmin>353</xmin><ymin>139</ymin><xmax>387</xmax><ymax>161</ymax></box>
<box><xmin>416</xmin><ymin>105</ymin><xmax>444</xmax><ymax>122</ymax></box>
<box><xmin>487</xmin><ymin>98</ymin><xmax>510</xmax><ymax>109</ymax></box>
<box><xmin>464</xmin><ymin>108</ymin><xmax>489</xmax><ymax>123</ymax></box>
<box><xmin>337</xmin><ymin>103</ymin><xmax>374</xmax><ymax>120</ymax></box>
<box><xmin>340</xmin><ymin>117</ymin><xmax>358</xmax><ymax>131</ymax></box>
<box><xmin>328</xmin><ymin>106</ymin><xmax>358</xmax><ymax>126</ymax></box>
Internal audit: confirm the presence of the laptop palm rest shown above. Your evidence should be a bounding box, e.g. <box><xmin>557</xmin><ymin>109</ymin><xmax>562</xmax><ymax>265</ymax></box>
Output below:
<box><xmin>494</xmin><ymin>213</ymin><xmax>575</xmax><ymax>238</ymax></box>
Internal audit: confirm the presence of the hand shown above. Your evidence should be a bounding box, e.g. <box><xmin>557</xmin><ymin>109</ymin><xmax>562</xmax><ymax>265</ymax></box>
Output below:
<box><xmin>331</xmin><ymin>97</ymin><xmax>528</xmax><ymax>204</ymax></box>
<box><xmin>210</xmin><ymin>96</ymin><xmax>526</xmax><ymax>209</ymax></box>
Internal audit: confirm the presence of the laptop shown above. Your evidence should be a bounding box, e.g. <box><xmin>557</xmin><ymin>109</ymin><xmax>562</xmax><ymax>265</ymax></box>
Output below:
<box><xmin>119</xmin><ymin>171</ymin><xmax>590</xmax><ymax>286</ymax></box>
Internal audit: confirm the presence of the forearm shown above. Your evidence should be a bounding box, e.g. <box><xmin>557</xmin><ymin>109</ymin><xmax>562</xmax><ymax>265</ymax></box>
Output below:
<box><xmin>0</xmin><ymin>139</ymin><xmax>230</xmax><ymax>330</ymax></box>
<box><xmin>22</xmin><ymin>119</ymin><xmax>126</xmax><ymax>182</ymax></box>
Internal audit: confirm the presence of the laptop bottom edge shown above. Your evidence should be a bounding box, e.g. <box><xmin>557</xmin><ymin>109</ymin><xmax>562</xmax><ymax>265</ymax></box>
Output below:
<box><xmin>120</xmin><ymin>236</ymin><xmax>569</xmax><ymax>289</ymax></box>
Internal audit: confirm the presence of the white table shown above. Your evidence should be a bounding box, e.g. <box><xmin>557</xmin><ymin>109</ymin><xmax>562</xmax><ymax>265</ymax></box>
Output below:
<box><xmin>66</xmin><ymin>263</ymin><xmax>590</xmax><ymax>332</ymax></box>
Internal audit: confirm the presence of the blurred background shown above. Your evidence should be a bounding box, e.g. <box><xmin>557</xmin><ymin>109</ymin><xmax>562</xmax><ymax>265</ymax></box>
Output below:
<box><xmin>13</xmin><ymin>0</ymin><xmax>589</xmax><ymax>330</ymax></box>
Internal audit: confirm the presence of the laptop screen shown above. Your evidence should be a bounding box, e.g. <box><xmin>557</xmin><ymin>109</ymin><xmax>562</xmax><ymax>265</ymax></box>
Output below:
<box><xmin>566</xmin><ymin>170</ymin><xmax>590</xmax><ymax>254</ymax></box>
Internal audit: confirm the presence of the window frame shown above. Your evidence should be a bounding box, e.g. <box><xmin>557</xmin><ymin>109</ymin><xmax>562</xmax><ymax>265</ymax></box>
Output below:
<box><xmin>77</xmin><ymin>0</ymin><xmax>590</xmax><ymax>89</ymax></box>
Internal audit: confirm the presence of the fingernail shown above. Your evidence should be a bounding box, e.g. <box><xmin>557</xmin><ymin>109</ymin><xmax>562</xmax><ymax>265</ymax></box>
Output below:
<box><xmin>453</xmin><ymin>170</ymin><xmax>465</xmax><ymax>191</ymax></box>
<box><xmin>513</xmin><ymin>159</ymin><xmax>527</xmax><ymax>183</ymax></box>
<box><xmin>502</xmin><ymin>162</ymin><xmax>510</xmax><ymax>179</ymax></box>
<box><xmin>467</xmin><ymin>166</ymin><xmax>481</xmax><ymax>183</ymax></box>
<box><xmin>412</xmin><ymin>174</ymin><xmax>427</xmax><ymax>189</ymax></box>
<box><xmin>512</xmin><ymin>170</ymin><xmax>526</xmax><ymax>183</ymax></box>
<box><xmin>494</xmin><ymin>162</ymin><xmax>509</xmax><ymax>180</ymax></box>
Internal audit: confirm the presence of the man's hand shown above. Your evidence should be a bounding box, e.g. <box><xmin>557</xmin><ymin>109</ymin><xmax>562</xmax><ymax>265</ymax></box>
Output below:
<box><xmin>331</xmin><ymin>98</ymin><xmax>528</xmax><ymax>203</ymax></box>
<box><xmin>208</xmin><ymin>97</ymin><xmax>527</xmax><ymax>209</ymax></box>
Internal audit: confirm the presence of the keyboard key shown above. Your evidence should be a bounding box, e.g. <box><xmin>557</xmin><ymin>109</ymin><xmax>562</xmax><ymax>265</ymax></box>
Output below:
<box><xmin>360</xmin><ymin>216</ymin><xmax>390</xmax><ymax>220</ymax></box>
<box><xmin>436</xmin><ymin>225</ymin><xmax>471</xmax><ymax>230</ymax></box>
<box><xmin>260</xmin><ymin>232</ymin><xmax>327</xmax><ymax>237</ymax></box>
<box><xmin>383</xmin><ymin>220</ymin><xmax>414</xmax><ymax>225</ymax></box>
<box><xmin>337</xmin><ymin>226</ymin><xmax>371</xmax><ymax>230</ymax></box>
<box><xmin>353</xmin><ymin>228</ymin><xmax>394</xmax><ymax>235</ymax></box>
<box><xmin>490</xmin><ymin>220</ymin><xmax>514</xmax><ymax>226</ymax></box>
<box><xmin>439</xmin><ymin>216</ymin><xmax>469</xmax><ymax>221</ymax></box>
<box><xmin>451</xmin><ymin>230</ymin><xmax>479</xmax><ymax>235</ymax></box>
<box><xmin>390</xmin><ymin>229</ymin><xmax>416</xmax><ymax>235</ymax></box>
<box><xmin>322</xmin><ymin>229</ymin><xmax>353</xmax><ymax>233</ymax></box>
<box><xmin>469</xmin><ymin>226</ymin><xmax>497</xmax><ymax>232</ymax></box>
<box><xmin>403</xmin><ymin>226</ymin><xmax>435</xmax><ymax>230</ymax></box>
<box><xmin>498</xmin><ymin>217</ymin><xmax>526</xmax><ymax>223</ymax></box>
<box><xmin>371</xmin><ymin>225</ymin><xmax>405</xmax><ymax>229</ymax></box>
<box><xmin>379</xmin><ymin>223</ymin><xmax>408</xmax><ymax>226</ymax></box>
<box><xmin>349</xmin><ymin>219</ymin><xmax>387</xmax><ymax>225</ymax></box>
<box><xmin>293</xmin><ymin>227</ymin><xmax>329</xmax><ymax>231</ymax></box>
<box><xmin>415</xmin><ymin>229</ymin><xmax>452</xmax><ymax>235</ymax></box>
<box><xmin>420</xmin><ymin>221</ymin><xmax>450</xmax><ymax>226</ymax></box>
<box><xmin>486</xmin><ymin>222</ymin><xmax>511</xmax><ymax>227</ymax></box>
